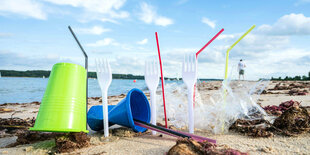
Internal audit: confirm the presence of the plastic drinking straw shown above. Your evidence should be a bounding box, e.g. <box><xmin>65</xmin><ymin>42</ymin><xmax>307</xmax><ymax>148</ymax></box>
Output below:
<box><xmin>221</xmin><ymin>25</ymin><xmax>256</xmax><ymax>132</ymax></box>
<box><xmin>193</xmin><ymin>28</ymin><xmax>225</xmax><ymax>106</ymax></box>
<box><xmin>68</xmin><ymin>26</ymin><xmax>88</xmax><ymax>131</ymax></box>
<box><xmin>224</xmin><ymin>25</ymin><xmax>255</xmax><ymax>79</ymax></box>
<box><xmin>134</xmin><ymin>119</ymin><xmax>190</xmax><ymax>138</ymax></box>
<box><xmin>155</xmin><ymin>32</ymin><xmax>168</xmax><ymax>128</ymax></box>
<box><xmin>134</xmin><ymin>119</ymin><xmax>216</xmax><ymax>143</ymax></box>
<box><xmin>196</xmin><ymin>28</ymin><xmax>225</xmax><ymax>57</ymax></box>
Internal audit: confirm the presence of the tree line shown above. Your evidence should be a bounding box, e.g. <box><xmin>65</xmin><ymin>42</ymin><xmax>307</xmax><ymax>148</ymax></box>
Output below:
<box><xmin>0</xmin><ymin>70</ymin><xmax>224</xmax><ymax>81</ymax></box>
<box><xmin>271</xmin><ymin>72</ymin><xmax>310</xmax><ymax>81</ymax></box>
<box><xmin>0</xmin><ymin>70</ymin><xmax>145</xmax><ymax>79</ymax></box>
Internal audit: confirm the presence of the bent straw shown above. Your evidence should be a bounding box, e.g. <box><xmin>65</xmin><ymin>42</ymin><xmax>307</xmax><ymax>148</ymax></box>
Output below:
<box><xmin>221</xmin><ymin>25</ymin><xmax>256</xmax><ymax>132</ymax></box>
<box><xmin>68</xmin><ymin>26</ymin><xmax>88</xmax><ymax>131</ymax></box>
<box><xmin>193</xmin><ymin>28</ymin><xmax>224</xmax><ymax>106</ymax></box>
<box><xmin>134</xmin><ymin>119</ymin><xmax>216</xmax><ymax>143</ymax></box>
<box><xmin>155</xmin><ymin>32</ymin><xmax>168</xmax><ymax>128</ymax></box>
<box><xmin>224</xmin><ymin>25</ymin><xmax>255</xmax><ymax>79</ymax></box>
<box><xmin>196</xmin><ymin>28</ymin><xmax>225</xmax><ymax>57</ymax></box>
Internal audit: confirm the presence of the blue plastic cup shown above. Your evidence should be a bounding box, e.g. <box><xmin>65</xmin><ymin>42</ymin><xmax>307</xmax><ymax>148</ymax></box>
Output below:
<box><xmin>87</xmin><ymin>88</ymin><xmax>151</xmax><ymax>132</ymax></box>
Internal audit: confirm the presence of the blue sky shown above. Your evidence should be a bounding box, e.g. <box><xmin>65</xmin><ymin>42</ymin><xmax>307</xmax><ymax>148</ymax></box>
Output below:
<box><xmin>0</xmin><ymin>0</ymin><xmax>310</xmax><ymax>80</ymax></box>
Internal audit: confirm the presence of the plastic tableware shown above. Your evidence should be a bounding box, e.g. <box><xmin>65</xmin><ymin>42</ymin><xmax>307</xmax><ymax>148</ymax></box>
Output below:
<box><xmin>30</xmin><ymin>62</ymin><xmax>88</xmax><ymax>133</ymax></box>
<box><xmin>95</xmin><ymin>58</ymin><xmax>112</xmax><ymax>137</ymax></box>
<box><xmin>87</xmin><ymin>88</ymin><xmax>151</xmax><ymax>133</ymax></box>
<box><xmin>182</xmin><ymin>53</ymin><xmax>198</xmax><ymax>134</ymax></box>
<box><xmin>144</xmin><ymin>59</ymin><xmax>159</xmax><ymax>135</ymax></box>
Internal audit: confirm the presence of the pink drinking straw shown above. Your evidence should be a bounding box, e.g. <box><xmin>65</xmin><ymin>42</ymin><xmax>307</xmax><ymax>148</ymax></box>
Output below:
<box><xmin>196</xmin><ymin>28</ymin><xmax>224</xmax><ymax>57</ymax></box>
<box><xmin>155</xmin><ymin>32</ymin><xmax>168</xmax><ymax>128</ymax></box>
<box><xmin>193</xmin><ymin>28</ymin><xmax>224</xmax><ymax>106</ymax></box>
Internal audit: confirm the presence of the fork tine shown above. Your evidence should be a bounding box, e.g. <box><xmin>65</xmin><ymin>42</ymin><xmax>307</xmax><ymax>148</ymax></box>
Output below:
<box><xmin>193</xmin><ymin>53</ymin><xmax>197</xmax><ymax>72</ymax></box>
<box><xmin>144</xmin><ymin>60</ymin><xmax>147</xmax><ymax>76</ymax></box>
<box><xmin>149</xmin><ymin>60</ymin><xmax>152</xmax><ymax>75</ymax></box>
<box><xmin>183</xmin><ymin>54</ymin><xmax>186</xmax><ymax>72</ymax></box>
<box><xmin>98</xmin><ymin>58</ymin><xmax>102</xmax><ymax>72</ymax></box>
<box><xmin>102</xmin><ymin>59</ymin><xmax>105</xmax><ymax>72</ymax></box>
<box><xmin>101</xmin><ymin>58</ymin><xmax>104</xmax><ymax>72</ymax></box>
<box><xmin>189</xmin><ymin>53</ymin><xmax>192</xmax><ymax>71</ymax></box>
<box><xmin>146</xmin><ymin>61</ymin><xmax>149</xmax><ymax>75</ymax></box>
<box><xmin>95</xmin><ymin>58</ymin><xmax>99</xmax><ymax>73</ymax></box>
<box><xmin>186</xmin><ymin>54</ymin><xmax>191</xmax><ymax>72</ymax></box>
<box><xmin>107</xmin><ymin>59</ymin><xmax>111</xmax><ymax>73</ymax></box>
<box><xmin>154</xmin><ymin>59</ymin><xmax>158</xmax><ymax>76</ymax></box>
<box><xmin>152</xmin><ymin>59</ymin><xmax>155</xmax><ymax>75</ymax></box>
<box><xmin>104</xmin><ymin>59</ymin><xmax>106</xmax><ymax>72</ymax></box>
<box><xmin>191</xmin><ymin>53</ymin><xmax>195</xmax><ymax>71</ymax></box>
<box><xmin>101</xmin><ymin>58</ymin><xmax>105</xmax><ymax>72</ymax></box>
<box><xmin>98</xmin><ymin>58</ymin><xmax>101</xmax><ymax>72</ymax></box>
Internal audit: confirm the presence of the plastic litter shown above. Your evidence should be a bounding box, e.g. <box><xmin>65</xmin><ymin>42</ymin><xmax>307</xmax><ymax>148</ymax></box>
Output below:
<box><xmin>157</xmin><ymin>78</ymin><xmax>270</xmax><ymax>134</ymax></box>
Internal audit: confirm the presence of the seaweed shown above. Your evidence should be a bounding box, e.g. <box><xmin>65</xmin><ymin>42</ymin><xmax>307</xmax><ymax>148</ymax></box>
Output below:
<box><xmin>273</xmin><ymin>105</ymin><xmax>310</xmax><ymax>136</ymax></box>
<box><xmin>229</xmin><ymin>119</ymin><xmax>273</xmax><ymax>138</ymax></box>
<box><xmin>231</xmin><ymin>100</ymin><xmax>310</xmax><ymax>137</ymax></box>
<box><xmin>6</xmin><ymin>131</ymin><xmax>64</xmax><ymax>147</ymax></box>
<box><xmin>55</xmin><ymin>132</ymin><xmax>90</xmax><ymax>153</ymax></box>
<box><xmin>263</xmin><ymin>100</ymin><xmax>300</xmax><ymax>116</ymax></box>
<box><xmin>0</xmin><ymin>117</ymin><xmax>35</xmax><ymax>137</ymax></box>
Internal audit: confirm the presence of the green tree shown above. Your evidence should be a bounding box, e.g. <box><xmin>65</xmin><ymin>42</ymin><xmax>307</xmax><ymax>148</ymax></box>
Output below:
<box><xmin>302</xmin><ymin>75</ymin><xmax>308</xmax><ymax>81</ymax></box>
<box><xmin>294</xmin><ymin>76</ymin><xmax>301</xmax><ymax>80</ymax></box>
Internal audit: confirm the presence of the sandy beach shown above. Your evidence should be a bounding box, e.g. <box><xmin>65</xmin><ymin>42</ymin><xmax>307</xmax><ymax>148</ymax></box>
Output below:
<box><xmin>0</xmin><ymin>80</ymin><xmax>310</xmax><ymax>155</ymax></box>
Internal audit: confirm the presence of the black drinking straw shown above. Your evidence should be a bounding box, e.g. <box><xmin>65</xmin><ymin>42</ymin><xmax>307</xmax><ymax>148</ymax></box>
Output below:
<box><xmin>134</xmin><ymin>119</ymin><xmax>191</xmax><ymax>139</ymax></box>
<box><xmin>68</xmin><ymin>26</ymin><xmax>88</xmax><ymax>131</ymax></box>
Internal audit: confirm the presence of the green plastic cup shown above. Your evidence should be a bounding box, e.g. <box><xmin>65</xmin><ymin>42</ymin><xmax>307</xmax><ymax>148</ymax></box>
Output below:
<box><xmin>30</xmin><ymin>62</ymin><xmax>88</xmax><ymax>133</ymax></box>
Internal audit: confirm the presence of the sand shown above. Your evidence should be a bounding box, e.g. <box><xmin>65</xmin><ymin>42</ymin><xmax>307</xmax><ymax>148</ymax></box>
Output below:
<box><xmin>0</xmin><ymin>80</ymin><xmax>309</xmax><ymax>154</ymax></box>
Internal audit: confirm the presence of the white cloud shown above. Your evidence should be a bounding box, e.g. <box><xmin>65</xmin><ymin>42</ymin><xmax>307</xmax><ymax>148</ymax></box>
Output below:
<box><xmin>0</xmin><ymin>50</ymin><xmax>74</xmax><ymax>70</ymax></box>
<box><xmin>258</xmin><ymin>13</ymin><xmax>310</xmax><ymax>35</ymax></box>
<box><xmin>137</xmin><ymin>38</ymin><xmax>148</xmax><ymax>45</ymax></box>
<box><xmin>218</xmin><ymin>34</ymin><xmax>235</xmax><ymax>40</ymax></box>
<box><xmin>295</xmin><ymin>0</ymin><xmax>310</xmax><ymax>6</ymax></box>
<box><xmin>86</xmin><ymin>38</ymin><xmax>119</xmax><ymax>47</ymax></box>
<box><xmin>138</xmin><ymin>2</ymin><xmax>173</xmax><ymax>27</ymax></box>
<box><xmin>203</xmin><ymin>29</ymin><xmax>310</xmax><ymax>79</ymax></box>
<box><xmin>76</xmin><ymin>26</ymin><xmax>111</xmax><ymax>35</ymax></box>
<box><xmin>0</xmin><ymin>0</ymin><xmax>47</xmax><ymax>20</ymax></box>
<box><xmin>0</xmin><ymin>33</ymin><xmax>13</xmax><ymax>37</ymax></box>
<box><xmin>154</xmin><ymin>16</ymin><xmax>173</xmax><ymax>26</ymax></box>
<box><xmin>44</xmin><ymin>0</ymin><xmax>129</xmax><ymax>21</ymax></box>
<box><xmin>201</xmin><ymin>17</ymin><xmax>216</xmax><ymax>29</ymax></box>
<box><xmin>100</xmin><ymin>18</ymin><xmax>119</xmax><ymax>23</ymax></box>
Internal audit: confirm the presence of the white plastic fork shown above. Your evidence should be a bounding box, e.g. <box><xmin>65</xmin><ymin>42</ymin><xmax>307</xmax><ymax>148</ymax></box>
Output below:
<box><xmin>182</xmin><ymin>53</ymin><xmax>197</xmax><ymax>134</ymax></box>
<box><xmin>144</xmin><ymin>59</ymin><xmax>159</xmax><ymax>135</ymax></box>
<box><xmin>95</xmin><ymin>58</ymin><xmax>112</xmax><ymax>137</ymax></box>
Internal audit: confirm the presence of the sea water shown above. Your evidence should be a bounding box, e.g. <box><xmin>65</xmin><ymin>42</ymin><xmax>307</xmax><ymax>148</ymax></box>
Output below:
<box><xmin>0</xmin><ymin>77</ymin><xmax>149</xmax><ymax>104</ymax></box>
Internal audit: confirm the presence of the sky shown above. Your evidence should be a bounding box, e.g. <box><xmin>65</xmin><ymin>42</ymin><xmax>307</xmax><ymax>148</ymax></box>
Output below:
<box><xmin>0</xmin><ymin>0</ymin><xmax>310</xmax><ymax>80</ymax></box>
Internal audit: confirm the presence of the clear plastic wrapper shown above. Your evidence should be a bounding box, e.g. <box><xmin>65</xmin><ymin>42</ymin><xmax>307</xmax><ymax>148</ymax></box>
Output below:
<box><xmin>156</xmin><ymin>78</ymin><xmax>270</xmax><ymax>134</ymax></box>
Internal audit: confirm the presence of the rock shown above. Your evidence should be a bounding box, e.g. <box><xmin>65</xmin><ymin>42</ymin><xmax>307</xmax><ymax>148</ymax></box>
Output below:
<box><xmin>168</xmin><ymin>138</ymin><xmax>248</xmax><ymax>155</ymax></box>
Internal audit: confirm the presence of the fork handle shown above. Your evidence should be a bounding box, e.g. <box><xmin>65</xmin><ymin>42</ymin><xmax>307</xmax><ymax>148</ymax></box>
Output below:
<box><xmin>102</xmin><ymin>91</ymin><xmax>109</xmax><ymax>137</ymax></box>
<box><xmin>150</xmin><ymin>90</ymin><xmax>157</xmax><ymax>135</ymax></box>
<box><xmin>187</xmin><ymin>86</ymin><xmax>194</xmax><ymax>134</ymax></box>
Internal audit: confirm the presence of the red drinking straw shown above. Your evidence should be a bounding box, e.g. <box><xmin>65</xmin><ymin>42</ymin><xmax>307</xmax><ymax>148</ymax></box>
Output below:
<box><xmin>196</xmin><ymin>28</ymin><xmax>224</xmax><ymax>57</ymax></box>
<box><xmin>155</xmin><ymin>32</ymin><xmax>168</xmax><ymax>128</ymax></box>
<box><xmin>193</xmin><ymin>28</ymin><xmax>224</xmax><ymax>106</ymax></box>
